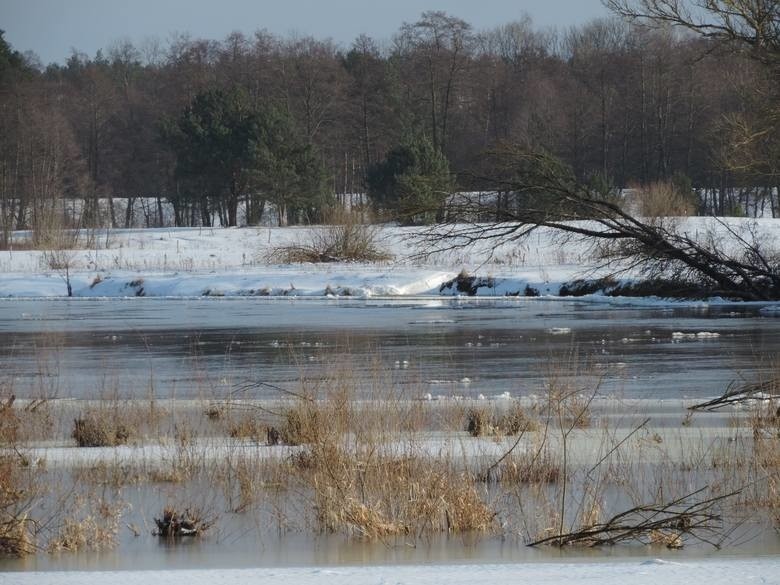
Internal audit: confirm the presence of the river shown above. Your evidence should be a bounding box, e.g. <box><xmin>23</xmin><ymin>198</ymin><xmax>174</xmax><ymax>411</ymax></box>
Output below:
<box><xmin>1</xmin><ymin>297</ymin><xmax>778</xmax><ymax>401</ymax></box>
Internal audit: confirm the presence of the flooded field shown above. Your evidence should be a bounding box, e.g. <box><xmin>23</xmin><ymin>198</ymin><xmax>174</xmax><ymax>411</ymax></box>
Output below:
<box><xmin>1</xmin><ymin>297</ymin><xmax>780</xmax><ymax>572</ymax></box>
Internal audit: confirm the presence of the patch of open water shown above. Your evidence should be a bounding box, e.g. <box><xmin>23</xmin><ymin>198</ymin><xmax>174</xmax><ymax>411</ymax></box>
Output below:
<box><xmin>1</xmin><ymin>298</ymin><xmax>778</xmax><ymax>400</ymax></box>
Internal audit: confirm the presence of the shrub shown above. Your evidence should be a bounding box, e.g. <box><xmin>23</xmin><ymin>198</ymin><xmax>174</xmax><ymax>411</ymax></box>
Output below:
<box><xmin>634</xmin><ymin>181</ymin><xmax>697</xmax><ymax>218</ymax></box>
<box><xmin>268</xmin><ymin>216</ymin><xmax>391</xmax><ymax>264</ymax></box>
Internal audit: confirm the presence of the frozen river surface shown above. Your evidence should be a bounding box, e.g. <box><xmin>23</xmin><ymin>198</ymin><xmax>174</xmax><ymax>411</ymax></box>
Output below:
<box><xmin>1</xmin><ymin>297</ymin><xmax>779</xmax><ymax>401</ymax></box>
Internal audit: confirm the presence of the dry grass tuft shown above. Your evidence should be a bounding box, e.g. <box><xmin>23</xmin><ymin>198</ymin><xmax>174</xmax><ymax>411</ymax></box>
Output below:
<box><xmin>48</xmin><ymin>502</ymin><xmax>123</xmax><ymax>553</ymax></box>
<box><xmin>633</xmin><ymin>181</ymin><xmax>697</xmax><ymax>218</ymax></box>
<box><xmin>0</xmin><ymin>395</ymin><xmax>52</xmax><ymax>446</ymax></box>
<box><xmin>69</xmin><ymin>400</ymin><xmax>164</xmax><ymax>448</ymax></box>
<box><xmin>0</xmin><ymin>457</ymin><xmax>37</xmax><ymax>556</ymax></box>
<box><xmin>492</xmin><ymin>450</ymin><xmax>562</xmax><ymax>484</ymax></box>
<box><xmin>258</xmin><ymin>378</ymin><xmax>499</xmax><ymax>539</ymax></box>
<box><xmin>278</xmin><ymin>402</ymin><xmax>324</xmax><ymax>446</ymax></box>
<box><xmin>466</xmin><ymin>404</ymin><xmax>538</xmax><ymax>437</ymax></box>
<box><xmin>267</xmin><ymin>214</ymin><xmax>391</xmax><ymax>264</ymax></box>
<box><xmin>227</xmin><ymin>415</ymin><xmax>267</xmax><ymax>443</ymax></box>
<box><xmin>307</xmin><ymin>448</ymin><xmax>495</xmax><ymax>538</ymax></box>
<box><xmin>0</xmin><ymin>396</ymin><xmax>20</xmax><ymax>446</ymax></box>
<box><xmin>72</xmin><ymin>411</ymin><xmax>132</xmax><ymax>447</ymax></box>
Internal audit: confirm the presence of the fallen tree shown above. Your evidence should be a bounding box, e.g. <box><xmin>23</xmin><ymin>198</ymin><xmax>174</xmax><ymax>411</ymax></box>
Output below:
<box><xmin>690</xmin><ymin>379</ymin><xmax>780</xmax><ymax>411</ymax></box>
<box><xmin>426</xmin><ymin>147</ymin><xmax>780</xmax><ymax>300</ymax></box>
<box><xmin>528</xmin><ymin>486</ymin><xmax>740</xmax><ymax>548</ymax></box>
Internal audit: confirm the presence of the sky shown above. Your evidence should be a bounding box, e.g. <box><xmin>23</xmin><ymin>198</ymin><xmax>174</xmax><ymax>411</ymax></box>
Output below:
<box><xmin>1</xmin><ymin>0</ymin><xmax>609</xmax><ymax>65</ymax></box>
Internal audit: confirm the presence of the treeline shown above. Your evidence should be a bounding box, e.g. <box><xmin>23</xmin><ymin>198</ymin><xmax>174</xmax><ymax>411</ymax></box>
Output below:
<box><xmin>0</xmin><ymin>10</ymin><xmax>777</xmax><ymax>235</ymax></box>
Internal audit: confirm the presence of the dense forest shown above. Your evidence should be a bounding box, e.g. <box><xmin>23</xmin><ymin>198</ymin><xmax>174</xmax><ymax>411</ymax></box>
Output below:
<box><xmin>1</xmin><ymin>5</ymin><xmax>778</xmax><ymax>234</ymax></box>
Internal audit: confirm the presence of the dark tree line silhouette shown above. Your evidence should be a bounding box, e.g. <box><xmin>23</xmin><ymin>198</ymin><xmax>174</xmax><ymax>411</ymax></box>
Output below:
<box><xmin>0</xmin><ymin>5</ymin><xmax>778</xmax><ymax>236</ymax></box>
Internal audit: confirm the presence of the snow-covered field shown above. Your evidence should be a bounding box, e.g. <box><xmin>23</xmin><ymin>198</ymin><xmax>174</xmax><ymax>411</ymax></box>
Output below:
<box><xmin>1</xmin><ymin>218</ymin><xmax>778</xmax><ymax>301</ymax></box>
<box><xmin>4</xmin><ymin>558</ymin><xmax>779</xmax><ymax>584</ymax></box>
<box><xmin>0</xmin><ymin>224</ymin><xmax>585</xmax><ymax>298</ymax></box>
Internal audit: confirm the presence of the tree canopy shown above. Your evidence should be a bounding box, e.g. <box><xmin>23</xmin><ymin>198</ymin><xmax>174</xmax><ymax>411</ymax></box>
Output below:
<box><xmin>2</xmin><ymin>6</ymin><xmax>780</xmax><ymax>234</ymax></box>
<box><xmin>367</xmin><ymin>134</ymin><xmax>452</xmax><ymax>225</ymax></box>
<box><xmin>161</xmin><ymin>87</ymin><xmax>329</xmax><ymax>226</ymax></box>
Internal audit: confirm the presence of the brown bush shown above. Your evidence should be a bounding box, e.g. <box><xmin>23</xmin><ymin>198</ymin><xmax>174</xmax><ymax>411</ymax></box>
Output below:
<box><xmin>267</xmin><ymin>214</ymin><xmax>391</xmax><ymax>264</ymax></box>
<box><xmin>492</xmin><ymin>451</ymin><xmax>562</xmax><ymax>484</ymax></box>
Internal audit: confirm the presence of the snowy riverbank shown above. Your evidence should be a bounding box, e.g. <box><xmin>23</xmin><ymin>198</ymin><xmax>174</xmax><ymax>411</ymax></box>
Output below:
<box><xmin>2</xmin><ymin>219</ymin><xmax>778</xmax><ymax>301</ymax></box>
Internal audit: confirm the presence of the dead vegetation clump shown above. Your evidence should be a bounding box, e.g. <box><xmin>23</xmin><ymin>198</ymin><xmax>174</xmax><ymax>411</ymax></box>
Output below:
<box><xmin>67</xmin><ymin>397</ymin><xmax>172</xmax><ymax>448</ymax></box>
<box><xmin>48</xmin><ymin>500</ymin><xmax>125</xmax><ymax>553</ymax></box>
<box><xmin>466</xmin><ymin>404</ymin><xmax>538</xmax><ymax>437</ymax></box>
<box><xmin>153</xmin><ymin>506</ymin><xmax>212</xmax><ymax>538</ymax></box>
<box><xmin>259</xmin><ymin>381</ymin><xmax>497</xmax><ymax>538</ymax></box>
<box><xmin>204</xmin><ymin>403</ymin><xmax>224</xmax><ymax>421</ymax></box>
<box><xmin>748</xmin><ymin>397</ymin><xmax>780</xmax><ymax>526</ymax></box>
<box><xmin>227</xmin><ymin>415</ymin><xmax>267</xmax><ymax>443</ymax></box>
<box><xmin>303</xmin><ymin>446</ymin><xmax>495</xmax><ymax>538</ymax></box>
<box><xmin>528</xmin><ymin>487</ymin><xmax>738</xmax><ymax>548</ymax></box>
<box><xmin>0</xmin><ymin>396</ymin><xmax>20</xmax><ymax>447</ymax></box>
<box><xmin>72</xmin><ymin>411</ymin><xmax>132</xmax><ymax>447</ymax></box>
<box><xmin>274</xmin><ymin>402</ymin><xmax>323</xmax><ymax>446</ymax></box>
<box><xmin>0</xmin><ymin>395</ymin><xmax>52</xmax><ymax>446</ymax></box>
<box><xmin>490</xmin><ymin>451</ymin><xmax>562</xmax><ymax>485</ymax></box>
<box><xmin>0</xmin><ymin>457</ymin><xmax>37</xmax><ymax>556</ymax></box>
<box><xmin>465</xmin><ymin>408</ymin><xmax>490</xmax><ymax>437</ymax></box>
<box><xmin>267</xmin><ymin>213</ymin><xmax>392</xmax><ymax>264</ymax></box>
<box><xmin>70</xmin><ymin>400</ymin><xmax>166</xmax><ymax>448</ymax></box>
<box><xmin>632</xmin><ymin>181</ymin><xmax>697</xmax><ymax>218</ymax></box>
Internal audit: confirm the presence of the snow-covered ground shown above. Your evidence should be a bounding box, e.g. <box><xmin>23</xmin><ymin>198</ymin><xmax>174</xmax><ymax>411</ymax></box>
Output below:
<box><xmin>0</xmin><ymin>224</ymin><xmax>584</xmax><ymax>298</ymax></box>
<box><xmin>2</xmin><ymin>218</ymin><xmax>779</xmax><ymax>300</ymax></box>
<box><xmin>4</xmin><ymin>558</ymin><xmax>779</xmax><ymax>584</ymax></box>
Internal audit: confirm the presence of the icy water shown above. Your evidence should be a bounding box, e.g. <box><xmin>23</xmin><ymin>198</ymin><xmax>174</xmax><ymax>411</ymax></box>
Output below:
<box><xmin>1</xmin><ymin>297</ymin><xmax>779</xmax><ymax>400</ymax></box>
<box><xmin>2</xmin><ymin>297</ymin><xmax>780</xmax><ymax>571</ymax></box>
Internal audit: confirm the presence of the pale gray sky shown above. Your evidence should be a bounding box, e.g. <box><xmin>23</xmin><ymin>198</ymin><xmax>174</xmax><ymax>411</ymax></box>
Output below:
<box><xmin>2</xmin><ymin>0</ymin><xmax>610</xmax><ymax>65</ymax></box>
